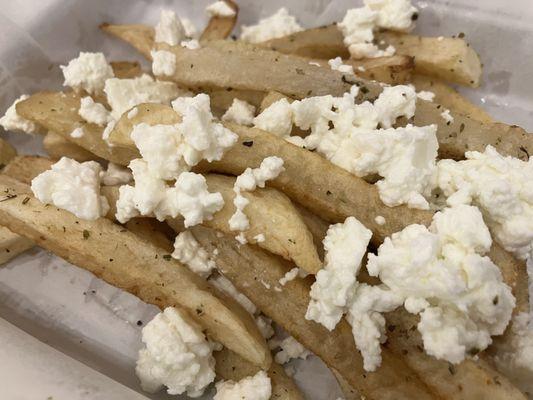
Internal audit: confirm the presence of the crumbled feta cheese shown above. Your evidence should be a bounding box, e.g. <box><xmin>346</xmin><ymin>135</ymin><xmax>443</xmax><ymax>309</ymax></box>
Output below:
<box><xmin>229</xmin><ymin>156</ymin><xmax>285</xmax><ymax>234</ymax></box>
<box><xmin>440</xmin><ymin>108</ymin><xmax>454</xmax><ymax>123</ymax></box>
<box><xmin>293</xmin><ymin>85</ymin><xmax>437</xmax><ymax>209</ymax></box>
<box><xmin>328</xmin><ymin>57</ymin><xmax>354</xmax><ymax>75</ymax></box>
<box><xmin>104</xmin><ymin>74</ymin><xmax>182</xmax><ymax>119</ymax></box>
<box><xmin>127</xmin><ymin>107</ymin><xmax>139</xmax><ymax>119</ymax></box>
<box><xmin>101</xmin><ymin>162</ymin><xmax>132</xmax><ymax>186</ymax></box>
<box><xmin>181</xmin><ymin>39</ymin><xmax>201</xmax><ymax>49</ymax></box>
<box><xmin>172</xmin><ymin>231</ymin><xmax>216</xmax><ymax>278</ymax></box>
<box><xmin>70</xmin><ymin>127</ymin><xmax>84</xmax><ymax>138</ymax></box>
<box><xmin>417</xmin><ymin>90</ymin><xmax>435</xmax><ymax>102</ymax></box>
<box><xmin>61</xmin><ymin>52</ymin><xmax>114</xmax><ymax>94</ymax></box>
<box><xmin>222</xmin><ymin>99</ymin><xmax>256</xmax><ymax>126</ymax></box>
<box><xmin>116</xmin><ymin>160</ymin><xmax>224</xmax><ymax>225</ymax></box>
<box><xmin>253</xmin><ymin>233</ymin><xmax>266</xmax><ymax>243</ymax></box>
<box><xmin>206</xmin><ymin>1</ymin><xmax>236</xmax><ymax>17</ymax></box>
<box><xmin>155</xmin><ymin>10</ymin><xmax>186</xmax><ymax>46</ymax></box>
<box><xmin>272</xmin><ymin>336</ymin><xmax>311</xmax><ymax>364</ymax></box>
<box><xmin>135</xmin><ymin>307</ymin><xmax>216</xmax><ymax>397</ymax></box>
<box><xmin>308</xmin><ymin>61</ymin><xmax>321</xmax><ymax>67</ymax></box>
<box><xmin>256</xmin><ymin>315</ymin><xmax>274</xmax><ymax>339</ymax></box>
<box><xmin>240</xmin><ymin>8</ymin><xmax>303</xmax><ymax>43</ymax></box>
<box><xmin>0</xmin><ymin>94</ymin><xmax>39</xmax><ymax>134</ymax></box>
<box><xmin>253</xmin><ymin>98</ymin><xmax>293</xmax><ymax>137</ymax></box>
<box><xmin>338</xmin><ymin>0</ymin><xmax>417</xmax><ymax>59</ymax></box>
<box><xmin>365</xmin><ymin>0</ymin><xmax>418</xmax><ymax>31</ymax></box>
<box><xmin>357</xmin><ymin>65</ymin><xmax>366</xmax><ymax>72</ymax></box>
<box><xmin>363</xmin><ymin>205</ymin><xmax>514</xmax><ymax>368</ymax></box>
<box><xmin>493</xmin><ymin>312</ymin><xmax>533</xmax><ymax>394</ymax></box>
<box><xmin>279</xmin><ymin>267</ymin><xmax>299</xmax><ymax>286</ymax></box>
<box><xmin>374</xmin><ymin>215</ymin><xmax>386</xmax><ymax>225</ymax></box>
<box><xmin>436</xmin><ymin>145</ymin><xmax>533</xmax><ymax>260</ymax></box>
<box><xmin>31</xmin><ymin>157</ymin><xmax>109</xmax><ymax>220</ymax></box>
<box><xmin>171</xmin><ymin>94</ymin><xmax>238</xmax><ymax>166</ymax></box>
<box><xmin>235</xmin><ymin>232</ymin><xmax>248</xmax><ymax>245</ymax></box>
<box><xmin>181</xmin><ymin>18</ymin><xmax>198</xmax><ymax>38</ymax></box>
<box><xmin>209</xmin><ymin>274</ymin><xmax>257</xmax><ymax>315</ymax></box>
<box><xmin>306</xmin><ymin>217</ymin><xmax>372</xmax><ymax>330</ymax></box>
<box><xmin>151</xmin><ymin>50</ymin><xmax>177</xmax><ymax>76</ymax></box>
<box><xmin>214</xmin><ymin>370</ymin><xmax>271</xmax><ymax>400</ymax></box>
<box><xmin>78</xmin><ymin>96</ymin><xmax>111</xmax><ymax>126</ymax></box>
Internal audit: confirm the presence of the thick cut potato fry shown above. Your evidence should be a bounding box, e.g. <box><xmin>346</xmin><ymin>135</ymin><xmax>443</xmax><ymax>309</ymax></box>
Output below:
<box><xmin>0</xmin><ymin>226</ymin><xmax>33</xmax><ymax>266</ymax></box>
<box><xmin>3</xmin><ymin>155</ymin><xmax>53</xmax><ymax>184</ymax></box>
<box><xmin>124</xmin><ymin>218</ymin><xmax>174</xmax><ymax>253</ymax></box>
<box><xmin>293</xmin><ymin>204</ymin><xmax>329</xmax><ymax>261</ymax></box>
<box><xmin>263</xmin><ymin>25</ymin><xmax>481</xmax><ymax>87</ymax></box>
<box><xmin>200</xmin><ymin>0</ymin><xmax>238</xmax><ymax>41</ymax></box>
<box><xmin>205</xmin><ymin>174</ymin><xmax>321</xmax><ymax>274</ymax></box>
<box><xmin>208</xmin><ymin>88</ymin><xmax>265</xmax><ymax>111</ymax></box>
<box><xmin>214</xmin><ymin>348</ymin><xmax>304</xmax><ymax>400</ymax></box>
<box><xmin>259</xmin><ymin>91</ymin><xmax>290</xmax><ymax>113</ymax></box>
<box><xmin>16</xmin><ymin>92</ymin><xmax>137</xmax><ymax>165</ymax></box>
<box><xmin>191</xmin><ymin>226</ymin><xmax>435</xmax><ymax>400</ymax></box>
<box><xmin>0</xmin><ymin>175</ymin><xmax>271</xmax><ymax>369</ymax></box>
<box><xmin>0</xmin><ymin>138</ymin><xmax>17</xmax><ymax>168</ymax></box>
<box><xmin>375</xmin><ymin>31</ymin><xmax>482</xmax><ymax>87</ymax></box>
<box><xmin>100</xmin><ymin>23</ymin><xmax>154</xmax><ymax>60</ymax></box>
<box><xmin>411</xmin><ymin>74</ymin><xmax>493</xmax><ymax>123</ymax></box>
<box><xmin>43</xmin><ymin>131</ymin><xmax>95</xmax><ymax>162</ymax></box>
<box><xmin>110</xmin><ymin>61</ymin><xmax>143</xmax><ymax>79</ymax></box>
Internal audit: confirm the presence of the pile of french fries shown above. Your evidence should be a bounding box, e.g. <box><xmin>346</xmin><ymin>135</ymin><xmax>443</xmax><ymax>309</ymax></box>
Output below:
<box><xmin>0</xmin><ymin>1</ymin><xmax>532</xmax><ymax>399</ymax></box>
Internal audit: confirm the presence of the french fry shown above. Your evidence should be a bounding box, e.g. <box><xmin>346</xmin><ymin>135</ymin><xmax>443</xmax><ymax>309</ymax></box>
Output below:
<box><xmin>0</xmin><ymin>137</ymin><xmax>17</xmax><ymax>168</ymax></box>
<box><xmin>43</xmin><ymin>131</ymin><xmax>95</xmax><ymax>162</ymax></box>
<box><xmin>124</xmin><ymin>218</ymin><xmax>174</xmax><ymax>253</ymax></box>
<box><xmin>16</xmin><ymin>91</ymin><xmax>138</xmax><ymax>165</ymax></box>
<box><xmin>411</xmin><ymin>74</ymin><xmax>493</xmax><ymax>123</ymax></box>
<box><xmin>293</xmin><ymin>204</ymin><xmax>329</xmax><ymax>261</ymax></box>
<box><xmin>208</xmin><ymin>88</ymin><xmax>265</xmax><ymax>111</ymax></box>
<box><xmin>0</xmin><ymin>175</ymin><xmax>271</xmax><ymax>369</ymax></box>
<box><xmin>375</xmin><ymin>31</ymin><xmax>482</xmax><ymax>87</ymax></box>
<box><xmin>191</xmin><ymin>226</ymin><xmax>435</xmax><ymax>400</ymax></box>
<box><xmin>200</xmin><ymin>0</ymin><xmax>238</xmax><ymax>42</ymax></box>
<box><xmin>0</xmin><ymin>226</ymin><xmax>33</xmax><ymax>266</ymax></box>
<box><xmin>110</xmin><ymin>60</ymin><xmax>143</xmax><ymax>79</ymax></box>
<box><xmin>3</xmin><ymin>155</ymin><xmax>53</xmax><ymax>184</ymax></box>
<box><xmin>214</xmin><ymin>347</ymin><xmax>304</xmax><ymax>400</ymax></box>
<box><xmin>263</xmin><ymin>25</ymin><xmax>481</xmax><ymax>87</ymax></box>
<box><xmin>100</xmin><ymin>23</ymin><xmax>154</xmax><ymax>60</ymax></box>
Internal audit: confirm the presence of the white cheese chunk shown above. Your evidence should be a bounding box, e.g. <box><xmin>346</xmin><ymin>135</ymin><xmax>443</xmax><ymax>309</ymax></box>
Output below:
<box><xmin>78</xmin><ymin>96</ymin><xmax>111</xmax><ymax>126</ymax></box>
<box><xmin>328</xmin><ymin>57</ymin><xmax>355</xmax><ymax>75</ymax></box>
<box><xmin>155</xmin><ymin>10</ymin><xmax>186</xmax><ymax>46</ymax></box>
<box><xmin>181</xmin><ymin>39</ymin><xmax>201</xmax><ymax>49</ymax></box>
<box><xmin>436</xmin><ymin>145</ymin><xmax>533</xmax><ymax>260</ymax></box>
<box><xmin>31</xmin><ymin>157</ymin><xmax>109</xmax><ymax>220</ymax></box>
<box><xmin>206</xmin><ymin>1</ymin><xmax>236</xmax><ymax>17</ymax></box>
<box><xmin>214</xmin><ymin>370</ymin><xmax>271</xmax><ymax>400</ymax></box>
<box><xmin>240</xmin><ymin>8</ymin><xmax>303</xmax><ymax>43</ymax></box>
<box><xmin>135</xmin><ymin>307</ymin><xmax>216</xmax><ymax>397</ymax></box>
<box><xmin>306</xmin><ymin>217</ymin><xmax>372</xmax><ymax>330</ymax></box>
<box><xmin>271</xmin><ymin>336</ymin><xmax>311</xmax><ymax>364</ymax></box>
<box><xmin>440</xmin><ymin>108</ymin><xmax>454</xmax><ymax>124</ymax></box>
<box><xmin>0</xmin><ymin>94</ymin><xmax>39</xmax><ymax>134</ymax></box>
<box><xmin>279</xmin><ymin>267</ymin><xmax>300</xmax><ymax>286</ymax></box>
<box><xmin>172</xmin><ymin>231</ymin><xmax>216</xmax><ymax>278</ymax></box>
<box><xmin>180</xmin><ymin>18</ymin><xmax>198</xmax><ymax>39</ymax></box>
<box><xmin>104</xmin><ymin>74</ymin><xmax>182</xmax><ymax>119</ymax></box>
<box><xmin>417</xmin><ymin>90</ymin><xmax>435</xmax><ymax>102</ymax></box>
<box><xmin>253</xmin><ymin>98</ymin><xmax>293</xmax><ymax>137</ymax></box>
<box><xmin>70</xmin><ymin>127</ymin><xmax>84</xmax><ymax>138</ymax></box>
<box><xmin>151</xmin><ymin>50</ymin><xmax>177</xmax><ymax>77</ymax></box>
<box><xmin>222</xmin><ymin>99</ymin><xmax>256</xmax><ymax>126</ymax></box>
<box><xmin>61</xmin><ymin>52</ymin><xmax>114</xmax><ymax>94</ymax></box>
<box><xmin>365</xmin><ymin>0</ymin><xmax>418</xmax><ymax>31</ymax></box>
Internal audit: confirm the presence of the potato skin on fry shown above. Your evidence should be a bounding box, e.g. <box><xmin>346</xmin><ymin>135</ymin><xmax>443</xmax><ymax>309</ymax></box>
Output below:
<box><xmin>0</xmin><ymin>175</ymin><xmax>271</xmax><ymax>369</ymax></box>
<box><xmin>0</xmin><ymin>226</ymin><xmax>33</xmax><ymax>266</ymax></box>
<box><xmin>43</xmin><ymin>131</ymin><xmax>95</xmax><ymax>162</ymax></box>
<box><xmin>0</xmin><ymin>138</ymin><xmax>17</xmax><ymax>169</ymax></box>
<box><xmin>200</xmin><ymin>0</ymin><xmax>238</xmax><ymax>42</ymax></box>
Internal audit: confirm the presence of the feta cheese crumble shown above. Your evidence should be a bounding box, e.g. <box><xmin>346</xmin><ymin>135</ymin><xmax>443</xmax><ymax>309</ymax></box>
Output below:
<box><xmin>154</xmin><ymin>10</ymin><xmax>186</xmax><ymax>46</ymax></box>
<box><xmin>440</xmin><ymin>108</ymin><xmax>454</xmax><ymax>124</ymax></box>
<box><xmin>135</xmin><ymin>307</ymin><xmax>216</xmax><ymax>397</ymax></box>
<box><xmin>31</xmin><ymin>157</ymin><xmax>109</xmax><ymax>220</ymax></box>
<box><xmin>228</xmin><ymin>156</ymin><xmax>285</xmax><ymax>237</ymax></box>
<box><xmin>338</xmin><ymin>0</ymin><xmax>417</xmax><ymax>59</ymax></box>
<box><xmin>362</xmin><ymin>205</ymin><xmax>514</xmax><ymax>369</ymax></box>
<box><xmin>328</xmin><ymin>57</ymin><xmax>355</xmax><ymax>75</ymax></box>
<box><xmin>417</xmin><ymin>90</ymin><xmax>435</xmax><ymax>102</ymax></box>
<box><xmin>436</xmin><ymin>145</ymin><xmax>533</xmax><ymax>260</ymax></box>
<box><xmin>240</xmin><ymin>8</ymin><xmax>303</xmax><ymax>43</ymax></box>
<box><xmin>374</xmin><ymin>215</ymin><xmax>386</xmax><ymax>225</ymax></box>
<box><xmin>172</xmin><ymin>231</ymin><xmax>216</xmax><ymax>278</ymax></box>
<box><xmin>101</xmin><ymin>163</ymin><xmax>132</xmax><ymax>186</ymax></box>
<box><xmin>151</xmin><ymin>50</ymin><xmax>177</xmax><ymax>77</ymax></box>
<box><xmin>279</xmin><ymin>267</ymin><xmax>300</xmax><ymax>286</ymax></box>
<box><xmin>214</xmin><ymin>370</ymin><xmax>271</xmax><ymax>400</ymax></box>
<box><xmin>271</xmin><ymin>336</ymin><xmax>311</xmax><ymax>364</ymax></box>
<box><xmin>306</xmin><ymin>217</ymin><xmax>372</xmax><ymax>330</ymax></box>
<box><xmin>61</xmin><ymin>52</ymin><xmax>114</xmax><ymax>94</ymax></box>
<box><xmin>181</xmin><ymin>39</ymin><xmax>201</xmax><ymax>50</ymax></box>
<box><xmin>0</xmin><ymin>94</ymin><xmax>39</xmax><ymax>134</ymax></box>
<box><xmin>253</xmin><ymin>98</ymin><xmax>293</xmax><ymax>137</ymax></box>
<box><xmin>70</xmin><ymin>127</ymin><xmax>84</xmax><ymax>138</ymax></box>
<box><xmin>206</xmin><ymin>1</ymin><xmax>236</xmax><ymax>17</ymax></box>
<box><xmin>222</xmin><ymin>99</ymin><xmax>256</xmax><ymax>126</ymax></box>
<box><xmin>104</xmin><ymin>74</ymin><xmax>182</xmax><ymax>119</ymax></box>
<box><xmin>78</xmin><ymin>96</ymin><xmax>111</xmax><ymax>126</ymax></box>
